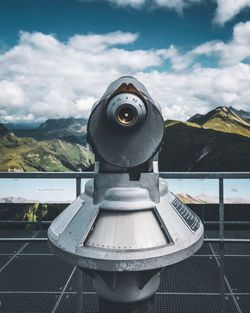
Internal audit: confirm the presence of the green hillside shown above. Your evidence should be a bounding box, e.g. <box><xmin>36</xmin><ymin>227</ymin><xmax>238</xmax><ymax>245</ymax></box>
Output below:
<box><xmin>160</xmin><ymin>120</ymin><xmax>250</xmax><ymax>171</ymax></box>
<box><xmin>0</xmin><ymin>124</ymin><xmax>94</xmax><ymax>172</ymax></box>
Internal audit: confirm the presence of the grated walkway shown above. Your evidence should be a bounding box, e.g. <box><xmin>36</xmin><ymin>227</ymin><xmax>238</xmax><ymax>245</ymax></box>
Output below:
<box><xmin>0</xmin><ymin>229</ymin><xmax>249</xmax><ymax>313</ymax></box>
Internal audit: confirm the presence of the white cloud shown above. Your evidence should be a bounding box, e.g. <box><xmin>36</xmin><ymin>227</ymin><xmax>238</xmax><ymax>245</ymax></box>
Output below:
<box><xmin>137</xmin><ymin>63</ymin><xmax>250</xmax><ymax>120</ymax></box>
<box><xmin>164</xmin><ymin>21</ymin><xmax>250</xmax><ymax>69</ymax></box>
<box><xmin>85</xmin><ymin>0</ymin><xmax>202</xmax><ymax>12</ymax></box>
<box><xmin>215</xmin><ymin>0</ymin><xmax>250</xmax><ymax>25</ymax></box>
<box><xmin>153</xmin><ymin>0</ymin><xmax>202</xmax><ymax>13</ymax></box>
<box><xmin>155</xmin><ymin>0</ymin><xmax>250</xmax><ymax>24</ymax></box>
<box><xmin>0</xmin><ymin>81</ymin><xmax>26</xmax><ymax>106</ymax></box>
<box><xmin>108</xmin><ymin>0</ymin><xmax>145</xmax><ymax>7</ymax></box>
<box><xmin>68</xmin><ymin>31</ymin><xmax>138</xmax><ymax>52</ymax></box>
<box><xmin>0</xmin><ymin>31</ymin><xmax>166</xmax><ymax>122</ymax></box>
<box><xmin>0</xmin><ymin>24</ymin><xmax>250</xmax><ymax>124</ymax></box>
<box><xmin>82</xmin><ymin>0</ymin><xmax>250</xmax><ymax>24</ymax></box>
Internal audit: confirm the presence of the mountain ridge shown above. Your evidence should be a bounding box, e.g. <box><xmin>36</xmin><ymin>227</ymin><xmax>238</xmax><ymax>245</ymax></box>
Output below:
<box><xmin>13</xmin><ymin>117</ymin><xmax>88</xmax><ymax>145</ymax></box>
<box><xmin>188</xmin><ymin>106</ymin><xmax>250</xmax><ymax>138</ymax></box>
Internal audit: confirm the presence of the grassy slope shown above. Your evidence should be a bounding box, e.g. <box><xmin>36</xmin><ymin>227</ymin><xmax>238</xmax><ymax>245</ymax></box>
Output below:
<box><xmin>160</xmin><ymin>121</ymin><xmax>250</xmax><ymax>171</ymax></box>
<box><xmin>0</xmin><ymin>134</ymin><xmax>94</xmax><ymax>172</ymax></box>
<box><xmin>203</xmin><ymin>116</ymin><xmax>250</xmax><ymax>138</ymax></box>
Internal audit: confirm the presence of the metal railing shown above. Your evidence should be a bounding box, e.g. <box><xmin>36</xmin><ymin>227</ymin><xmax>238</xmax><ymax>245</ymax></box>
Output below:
<box><xmin>0</xmin><ymin>171</ymin><xmax>250</xmax><ymax>244</ymax></box>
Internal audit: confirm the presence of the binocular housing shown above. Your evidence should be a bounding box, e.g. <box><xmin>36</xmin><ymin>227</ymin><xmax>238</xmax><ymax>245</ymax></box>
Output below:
<box><xmin>48</xmin><ymin>76</ymin><xmax>204</xmax><ymax>306</ymax></box>
<box><xmin>87</xmin><ymin>76</ymin><xmax>165</xmax><ymax>169</ymax></box>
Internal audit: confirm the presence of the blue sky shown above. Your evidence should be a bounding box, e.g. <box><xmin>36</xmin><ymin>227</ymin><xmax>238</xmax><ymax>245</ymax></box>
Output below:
<box><xmin>0</xmin><ymin>0</ymin><xmax>250</xmax><ymax>123</ymax></box>
<box><xmin>0</xmin><ymin>0</ymin><xmax>230</xmax><ymax>48</ymax></box>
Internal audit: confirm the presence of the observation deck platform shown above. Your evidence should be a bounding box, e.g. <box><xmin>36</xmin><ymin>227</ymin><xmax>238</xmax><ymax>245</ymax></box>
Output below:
<box><xmin>0</xmin><ymin>228</ymin><xmax>249</xmax><ymax>313</ymax></box>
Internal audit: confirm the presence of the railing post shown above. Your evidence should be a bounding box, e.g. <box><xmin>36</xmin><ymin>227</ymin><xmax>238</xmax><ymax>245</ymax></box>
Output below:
<box><xmin>76</xmin><ymin>176</ymin><xmax>81</xmax><ymax>197</ymax></box>
<box><xmin>219</xmin><ymin>177</ymin><xmax>225</xmax><ymax>313</ymax></box>
<box><xmin>219</xmin><ymin>178</ymin><xmax>225</xmax><ymax>243</ymax></box>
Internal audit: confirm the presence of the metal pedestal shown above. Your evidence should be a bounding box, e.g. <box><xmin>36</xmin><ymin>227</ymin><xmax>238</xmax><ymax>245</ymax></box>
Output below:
<box><xmin>99</xmin><ymin>295</ymin><xmax>155</xmax><ymax>313</ymax></box>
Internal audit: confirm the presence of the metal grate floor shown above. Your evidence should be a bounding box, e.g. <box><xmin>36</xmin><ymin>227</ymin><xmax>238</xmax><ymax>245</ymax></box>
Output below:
<box><xmin>0</xmin><ymin>229</ymin><xmax>249</xmax><ymax>313</ymax></box>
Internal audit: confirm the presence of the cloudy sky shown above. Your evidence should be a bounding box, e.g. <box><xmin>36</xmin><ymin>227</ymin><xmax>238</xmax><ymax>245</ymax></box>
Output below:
<box><xmin>0</xmin><ymin>0</ymin><xmax>250</xmax><ymax>124</ymax></box>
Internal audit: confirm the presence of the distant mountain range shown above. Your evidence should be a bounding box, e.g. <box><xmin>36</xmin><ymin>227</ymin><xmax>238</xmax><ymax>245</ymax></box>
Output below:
<box><xmin>0</xmin><ymin>196</ymin><xmax>39</xmax><ymax>203</ymax></box>
<box><xmin>3</xmin><ymin>122</ymin><xmax>41</xmax><ymax>130</ymax></box>
<box><xmin>11</xmin><ymin>117</ymin><xmax>88</xmax><ymax>145</ymax></box>
<box><xmin>0</xmin><ymin>105</ymin><xmax>250</xmax><ymax>172</ymax></box>
<box><xmin>176</xmin><ymin>193</ymin><xmax>208</xmax><ymax>204</ymax></box>
<box><xmin>176</xmin><ymin>193</ymin><xmax>250</xmax><ymax>204</ymax></box>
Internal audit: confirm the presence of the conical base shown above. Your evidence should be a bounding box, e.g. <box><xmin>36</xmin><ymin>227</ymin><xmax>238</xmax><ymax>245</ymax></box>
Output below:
<box><xmin>48</xmin><ymin>178</ymin><xmax>203</xmax><ymax>271</ymax></box>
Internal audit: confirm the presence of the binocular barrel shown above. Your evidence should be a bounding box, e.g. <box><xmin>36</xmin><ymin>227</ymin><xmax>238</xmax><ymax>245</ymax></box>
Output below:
<box><xmin>87</xmin><ymin>76</ymin><xmax>165</xmax><ymax>168</ymax></box>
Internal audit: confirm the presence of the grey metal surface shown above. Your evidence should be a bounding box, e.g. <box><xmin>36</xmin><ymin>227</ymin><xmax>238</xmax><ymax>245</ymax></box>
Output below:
<box><xmin>99</xmin><ymin>76</ymin><xmax>154</xmax><ymax>103</ymax></box>
<box><xmin>92</xmin><ymin>172</ymin><xmax>162</xmax><ymax>205</ymax></box>
<box><xmin>48</xmin><ymin>176</ymin><xmax>203</xmax><ymax>271</ymax></box>
<box><xmin>85</xmin><ymin>210</ymin><xmax>168</xmax><ymax>250</ymax></box>
<box><xmin>88</xmin><ymin>100</ymin><xmax>164</xmax><ymax>168</ymax></box>
<box><xmin>93</xmin><ymin>271</ymin><xmax>160</xmax><ymax>303</ymax></box>
<box><xmin>50</xmin><ymin>197</ymin><xmax>84</xmax><ymax>237</ymax></box>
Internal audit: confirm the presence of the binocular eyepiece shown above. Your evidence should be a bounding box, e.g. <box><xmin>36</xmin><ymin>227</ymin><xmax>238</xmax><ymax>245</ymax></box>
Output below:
<box><xmin>106</xmin><ymin>93</ymin><xmax>147</xmax><ymax>128</ymax></box>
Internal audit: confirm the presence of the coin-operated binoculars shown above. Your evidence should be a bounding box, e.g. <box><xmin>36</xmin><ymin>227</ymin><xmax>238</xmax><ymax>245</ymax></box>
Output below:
<box><xmin>48</xmin><ymin>76</ymin><xmax>204</xmax><ymax>313</ymax></box>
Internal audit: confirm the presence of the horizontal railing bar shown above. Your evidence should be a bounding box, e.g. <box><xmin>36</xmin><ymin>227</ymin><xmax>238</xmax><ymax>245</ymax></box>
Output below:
<box><xmin>0</xmin><ymin>238</ymin><xmax>250</xmax><ymax>243</ymax></box>
<box><xmin>0</xmin><ymin>172</ymin><xmax>250</xmax><ymax>179</ymax></box>
<box><xmin>160</xmin><ymin>172</ymin><xmax>250</xmax><ymax>179</ymax></box>
<box><xmin>0</xmin><ymin>221</ymin><xmax>51</xmax><ymax>224</ymax></box>
<box><xmin>0</xmin><ymin>238</ymin><xmax>48</xmax><ymax>242</ymax></box>
<box><xmin>204</xmin><ymin>238</ymin><xmax>250</xmax><ymax>243</ymax></box>
<box><xmin>204</xmin><ymin>221</ymin><xmax>250</xmax><ymax>225</ymax></box>
<box><xmin>0</xmin><ymin>172</ymin><xmax>94</xmax><ymax>179</ymax></box>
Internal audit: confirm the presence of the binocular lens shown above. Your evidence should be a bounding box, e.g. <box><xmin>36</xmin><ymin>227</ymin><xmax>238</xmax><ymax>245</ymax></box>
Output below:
<box><xmin>116</xmin><ymin>106</ymin><xmax>137</xmax><ymax>126</ymax></box>
<box><xmin>106</xmin><ymin>93</ymin><xmax>146</xmax><ymax>128</ymax></box>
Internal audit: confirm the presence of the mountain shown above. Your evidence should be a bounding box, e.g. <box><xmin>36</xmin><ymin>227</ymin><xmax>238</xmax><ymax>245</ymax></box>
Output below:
<box><xmin>13</xmin><ymin>117</ymin><xmax>88</xmax><ymax>145</ymax></box>
<box><xmin>0</xmin><ymin>124</ymin><xmax>94</xmax><ymax>172</ymax></box>
<box><xmin>159</xmin><ymin>119</ymin><xmax>250</xmax><ymax>171</ymax></box>
<box><xmin>0</xmin><ymin>196</ymin><xmax>38</xmax><ymax>203</ymax></box>
<box><xmin>3</xmin><ymin>122</ymin><xmax>41</xmax><ymax>130</ymax></box>
<box><xmin>1</xmin><ymin>105</ymin><xmax>250</xmax><ymax>172</ymax></box>
<box><xmin>187</xmin><ymin>106</ymin><xmax>250</xmax><ymax>138</ymax></box>
<box><xmin>176</xmin><ymin>193</ymin><xmax>207</xmax><ymax>204</ymax></box>
<box><xmin>0</xmin><ymin>124</ymin><xmax>14</xmax><ymax>138</ymax></box>
<box><xmin>176</xmin><ymin>193</ymin><xmax>250</xmax><ymax>204</ymax></box>
<box><xmin>187</xmin><ymin>113</ymin><xmax>203</xmax><ymax>123</ymax></box>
